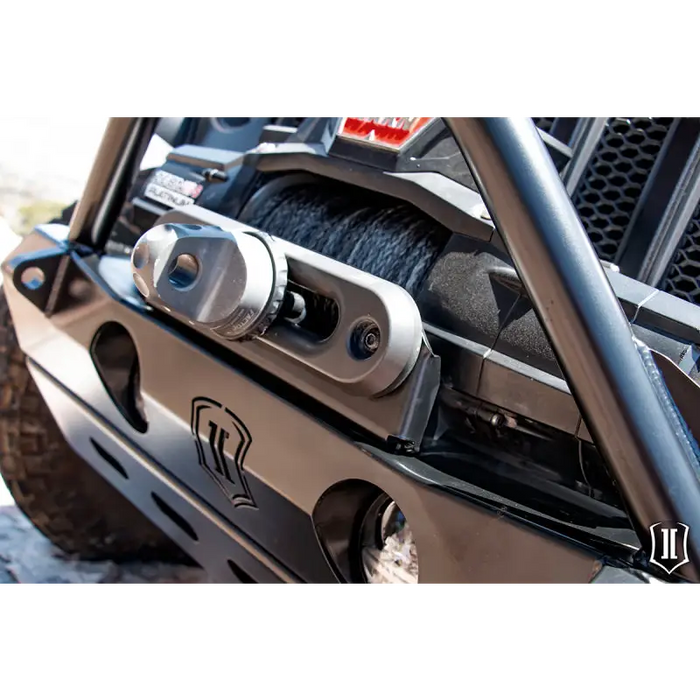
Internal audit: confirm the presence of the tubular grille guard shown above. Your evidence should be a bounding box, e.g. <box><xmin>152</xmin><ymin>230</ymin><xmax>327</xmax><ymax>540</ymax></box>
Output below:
<box><xmin>445</xmin><ymin>117</ymin><xmax>700</xmax><ymax>582</ymax></box>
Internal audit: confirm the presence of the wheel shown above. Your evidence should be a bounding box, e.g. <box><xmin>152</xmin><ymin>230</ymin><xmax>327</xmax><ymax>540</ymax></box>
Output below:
<box><xmin>0</xmin><ymin>286</ymin><xmax>183</xmax><ymax>561</ymax></box>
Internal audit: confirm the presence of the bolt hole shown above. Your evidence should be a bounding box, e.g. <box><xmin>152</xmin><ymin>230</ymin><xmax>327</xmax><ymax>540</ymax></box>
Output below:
<box><xmin>349</xmin><ymin>319</ymin><xmax>381</xmax><ymax>360</ymax></box>
<box><xmin>167</xmin><ymin>254</ymin><xmax>199</xmax><ymax>290</ymax></box>
<box><xmin>20</xmin><ymin>267</ymin><xmax>45</xmax><ymax>290</ymax></box>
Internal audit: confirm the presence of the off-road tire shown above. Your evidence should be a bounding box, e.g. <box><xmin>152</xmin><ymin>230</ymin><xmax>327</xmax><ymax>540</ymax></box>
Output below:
<box><xmin>0</xmin><ymin>286</ymin><xmax>183</xmax><ymax>561</ymax></box>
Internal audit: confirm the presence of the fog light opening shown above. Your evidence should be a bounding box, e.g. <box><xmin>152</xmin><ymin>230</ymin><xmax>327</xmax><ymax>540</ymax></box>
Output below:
<box><xmin>360</xmin><ymin>497</ymin><xmax>418</xmax><ymax>584</ymax></box>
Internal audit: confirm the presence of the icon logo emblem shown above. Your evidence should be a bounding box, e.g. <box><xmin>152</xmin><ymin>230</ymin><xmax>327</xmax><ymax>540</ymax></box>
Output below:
<box><xmin>191</xmin><ymin>397</ymin><xmax>256</xmax><ymax>508</ymax></box>
<box><xmin>649</xmin><ymin>521</ymin><xmax>690</xmax><ymax>575</ymax></box>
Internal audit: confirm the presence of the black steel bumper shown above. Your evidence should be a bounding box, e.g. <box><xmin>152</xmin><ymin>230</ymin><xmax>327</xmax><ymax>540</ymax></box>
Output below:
<box><xmin>3</xmin><ymin>117</ymin><xmax>697</xmax><ymax>582</ymax></box>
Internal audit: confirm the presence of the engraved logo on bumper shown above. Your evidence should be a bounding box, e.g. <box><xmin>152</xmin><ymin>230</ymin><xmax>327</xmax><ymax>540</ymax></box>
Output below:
<box><xmin>191</xmin><ymin>397</ymin><xmax>256</xmax><ymax>508</ymax></box>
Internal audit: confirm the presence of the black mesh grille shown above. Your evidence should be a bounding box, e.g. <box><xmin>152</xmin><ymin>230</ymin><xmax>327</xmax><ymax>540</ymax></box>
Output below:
<box><xmin>533</xmin><ymin>118</ymin><xmax>555</xmax><ymax>134</ymax></box>
<box><xmin>662</xmin><ymin>201</ymin><xmax>700</xmax><ymax>303</ymax></box>
<box><xmin>571</xmin><ymin>117</ymin><xmax>674</xmax><ymax>261</ymax></box>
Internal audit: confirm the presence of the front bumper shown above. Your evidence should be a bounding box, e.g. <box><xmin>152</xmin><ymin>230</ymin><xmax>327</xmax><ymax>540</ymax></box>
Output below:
<box><xmin>1</xmin><ymin>225</ymin><xmax>627</xmax><ymax>583</ymax></box>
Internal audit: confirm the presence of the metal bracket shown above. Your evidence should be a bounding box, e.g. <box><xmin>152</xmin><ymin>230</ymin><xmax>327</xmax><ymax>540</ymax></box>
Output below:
<box><xmin>8</xmin><ymin>246</ymin><xmax>69</xmax><ymax>314</ymax></box>
<box><xmin>5</xmin><ymin>240</ymin><xmax>95</xmax><ymax>318</ymax></box>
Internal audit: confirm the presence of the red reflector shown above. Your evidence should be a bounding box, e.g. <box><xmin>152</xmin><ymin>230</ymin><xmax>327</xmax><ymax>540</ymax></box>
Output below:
<box><xmin>339</xmin><ymin>118</ymin><xmax>432</xmax><ymax>150</ymax></box>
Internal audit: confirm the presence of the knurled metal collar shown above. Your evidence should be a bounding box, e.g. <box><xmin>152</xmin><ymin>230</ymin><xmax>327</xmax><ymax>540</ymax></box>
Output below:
<box><xmin>236</xmin><ymin>227</ymin><xmax>288</xmax><ymax>341</ymax></box>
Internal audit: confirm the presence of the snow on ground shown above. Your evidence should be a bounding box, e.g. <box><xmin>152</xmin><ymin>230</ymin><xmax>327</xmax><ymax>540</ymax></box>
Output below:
<box><xmin>0</xmin><ymin>506</ymin><xmax>210</xmax><ymax>584</ymax></box>
<box><xmin>0</xmin><ymin>482</ymin><xmax>13</xmax><ymax>508</ymax></box>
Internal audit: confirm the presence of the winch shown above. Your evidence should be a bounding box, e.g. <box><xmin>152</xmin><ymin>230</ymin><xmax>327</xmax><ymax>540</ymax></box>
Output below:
<box><xmin>130</xmin><ymin>205</ymin><xmax>428</xmax><ymax>401</ymax></box>
<box><xmin>3</xmin><ymin>117</ymin><xmax>700</xmax><ymax>584</ymax></box>
<box><xmin>131</xmin><ymin>222</ymin><xmax>288</xmax><ymax>341</ymax></box>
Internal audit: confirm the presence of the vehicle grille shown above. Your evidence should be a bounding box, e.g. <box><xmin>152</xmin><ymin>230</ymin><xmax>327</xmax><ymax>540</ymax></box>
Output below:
<box><xmin>571</xmin><ymin>118</ymin><xmax>674</xmax><ymax>262</ymax></box>
<box><xmin>661</xmin><ymin>200</ymin><xmax>700</xmax><ymax>303</ymax></box>
<box><xmin>529</xmin><ymin>117</ymin><xmax>700</xmax><ymax>303</ymax></box>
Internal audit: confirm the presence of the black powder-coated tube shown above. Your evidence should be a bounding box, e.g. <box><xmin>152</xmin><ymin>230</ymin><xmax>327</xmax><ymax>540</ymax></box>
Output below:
<box><xmin>446</xmin><ymin>117</ymin><xmax>700</xmax><ymax>580</ymax></box>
